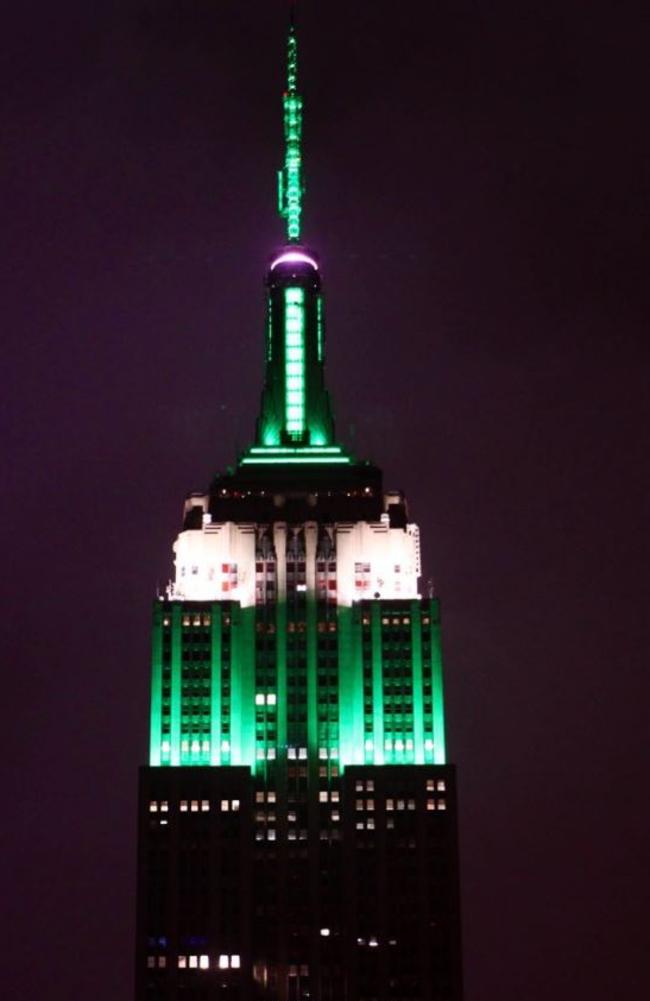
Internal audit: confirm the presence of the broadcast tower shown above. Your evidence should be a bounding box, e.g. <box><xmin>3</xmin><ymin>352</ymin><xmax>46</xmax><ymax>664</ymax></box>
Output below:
<box><xmin>136</xmin><ymin>12</ymin><xmax>463</xmax><ymax>1001</ymax></box>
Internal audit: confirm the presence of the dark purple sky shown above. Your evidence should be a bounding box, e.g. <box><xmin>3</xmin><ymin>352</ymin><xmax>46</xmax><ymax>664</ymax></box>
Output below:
<box><xmin>1</xmin><ymin>2</ymin><xmax>648</xmax><ymax>999</ymax></box>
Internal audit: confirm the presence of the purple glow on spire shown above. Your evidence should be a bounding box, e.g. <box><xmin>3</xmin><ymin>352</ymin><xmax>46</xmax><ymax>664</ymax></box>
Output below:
<box><xmin>270</xmin><ymin>250</ymin><xmax>318</xmax><ymax>271</ymax></box>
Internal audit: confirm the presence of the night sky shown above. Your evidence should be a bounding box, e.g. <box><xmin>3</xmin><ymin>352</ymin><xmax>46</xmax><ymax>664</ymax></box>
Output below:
<box><xmin>2</xmin><ymin>2</ymin><xmax>648</xmax><ymax>999</ymax></box>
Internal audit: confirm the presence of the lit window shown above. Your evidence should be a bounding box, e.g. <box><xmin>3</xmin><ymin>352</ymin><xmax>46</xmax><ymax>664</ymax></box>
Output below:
<box><xmin>438</xmin><ymin>799</ymin><xmax>446</xmax><ymax>811</ymax></box>
<box><xmin>331</xmin><ymin>790</ymin><xmax>340</xmax><ymax>803</ymax></box>
<box><xmin>232</xmin><ymin>799</ymin><xmax>240</xmax><ymax>811</ymax></box>
<box><xmin>319</xmin><ymin>791</ymin><xmax>328</xmax><ymax>802</ymax></box>
<box><xmin>427</xmin><ymin>798</ymin><xmax>435</xmax><ymax>811</ymax></box>
<box><xmin>298</xmin><ymin>747</ymin><xmax>307</xmax><ymax>759</ymax></box>
<box><xmin>218</xmin><ymin>955</ymin><xmax>229</xmax><ymax>969</ymax></box>
<box><xmin>320</xmin><ymin>927</ymin><xmax>330</xmax><ymax>936</ymax></box>
<box><xmin>288</xmin><ymin>828</ymin><xmax>296</xmax><ymax>840</ymax></box>
<box><xmin>386</xmin><ymin>798</ymin><xmax>394</xmax><ymax>811</ymax></box>
<box><xmin>331</xmin><ymin>810</ymin><xmax>340</xmax><ymax>822</ymax></box>
<box><xmin>319</xmin><ymin>748</ymin><xmax>327</xmax><ymax>759</ymax></box>
<box><xmin>231</xmin><ymin>955</ymin><xmax>240</xmax><ymax>969</ymax></box>
<box><xmin>149</xmin><ymin>801</ymin><xmax>158</xmax><ymax>813</ymax></box>
<box><xmin>267</xmin><ymin>748</ymin><xmax>276</xmax><ymax>760</ymax></box>
<box><xmin>255</xmin><ymin>693</ymin><xmax>265</xmax><ymax>706</ymax></box>
<box><xmin>199</xmin><ymin>955</ymin><xmax>209</xmax><ymax>970</ymax></box>
<box><xmin>424</xmin><ymin>738</ymin><xmax>434</xmax><ymax>751</ymax></box>
<box><xmin>267</xmin><ymin>693</ymin><xmax>277</xmax><ymax>706</ymax></box>
<box><xmin>190</xmin><ymin>800</ymin><xmax>199</xmax><ymax>812</ymax></box>
<box><xmin>147</xmin><ymin>956</ymin><xmax>156</xmax><ymax>968</ymax></box>
<box><xmin>367</xmin><ymin>799</ymin><xmax>375</xmax><ymax>811</ymax></box>
<box><xmin>221</xmin><ymin>800</ymin><xmax>229</xmax><ymax>812</ymax></box>
<box><xmin>288</xmin><ymin>747</ymin><xmax>296</xmax><ymax>759</ymax></box>
<box><xmin>356</xmin><ymin>799</ymin><xmax>364</xmax><ymax>810</ymax></box>
<box><xmin>355</xmin><ymin>780</ymin><xmax>363</xmax><ymax>791</ymax></box>
<box><xmin>178</xmin><ymin>956</ymin><xmax>187</xmax><ymax>969</ymax></box>
<box><xmin>189</xmin><ymin>955</ymin><xmax>198</xmax><ymax>968</ymax></box>
<box><xmin>387</xmin><ymin>817</ymin><xmax>395</xmax><ymax>829</ymax></box>
<box><xmin>201</xmin><ymin>800</ymin><xmax>210</xmax><ymax>812</ymax></box>
<box><xmin>267</xmin><ymin>791</ymin><xmax>276</xmax><ymax>803</ymax></box>
<box><xmin>356</xmin><ymin>821</ymin><xmax>364</xmax><ymax>830</ymax></box>
<box><xmin>437</xmin><ymin>780</ymin><xmax>446</xmax><ymax>792</ymax></box>
<box><xmin>397</xmin><ymin>799</ymin><xmax>405</xmax><ymax>811</ymax></box>
<box><xmin>255</xmin><ymin>791</ymin><xmax>264</xmax><ymax>803</ymax></box>
<box><xmin>267</xmin><ymin>829</ymin><xmax>276</xmax><ymax>840</ymax></box>
<box><xmin>369</xmin><ymin>937</ymin><xmax>378</xmax><ymax>948</ymax></box>
<box><xmin>407</xmin><ymin>799</ymin><xmax>415</xmax><ymax>811</ymax></box>
<box><xmin>426</xmin><ymin>779</ymin><xmax>435</xmax><ymax>792</ymax></box>
<box><xmin>158</xmin><ymin>956</ymin><xmax>166</xmax><ymax>968</ymax></box>
<box><xmin>367</xmin><ymin>817</ymin><xmax>375</xmax><ymax>830</ymax></box>
<box><xmin>366</xmin><ymin>779</ymin><xmax>374</xmax><ymax>791</ymax></box>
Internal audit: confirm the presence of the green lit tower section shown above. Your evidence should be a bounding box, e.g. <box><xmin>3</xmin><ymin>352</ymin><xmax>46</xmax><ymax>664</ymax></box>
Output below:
<box><xmin>136</xmin><ymin>13</ymin><xmax>462</xmax><ymax>1001</ymax></box>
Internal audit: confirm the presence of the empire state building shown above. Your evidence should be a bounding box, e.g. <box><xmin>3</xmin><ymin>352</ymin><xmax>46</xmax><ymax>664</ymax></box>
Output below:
<box><xmin>136</xmin><ymin>15</ymin><xmax>463</xmax><ymax>1001</ymax></box>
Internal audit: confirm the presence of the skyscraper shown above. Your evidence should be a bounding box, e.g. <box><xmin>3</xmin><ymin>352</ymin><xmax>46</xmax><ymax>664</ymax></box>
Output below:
<box><xmin>136</xmin><ymin>15</ymin><xmax>462</xmax><ymax>1001</ymax></box>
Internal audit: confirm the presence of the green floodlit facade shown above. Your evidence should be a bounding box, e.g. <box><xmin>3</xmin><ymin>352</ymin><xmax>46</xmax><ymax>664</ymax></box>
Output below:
<box><xmin>149</xmin><ymin>598</ymin><xmax>446</xmax><ymax>771</ymax></box>
<box><xmin>136</xmin><ymin>14</ymin><xmax>462</xmax><ymax>1001</ymax></box>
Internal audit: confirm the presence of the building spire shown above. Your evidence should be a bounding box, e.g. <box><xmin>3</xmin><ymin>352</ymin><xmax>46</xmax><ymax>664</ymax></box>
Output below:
<box><xmin>278</xmin><ymin>5</ymin><xmax>304</xmax><ymax>242</ymax></box>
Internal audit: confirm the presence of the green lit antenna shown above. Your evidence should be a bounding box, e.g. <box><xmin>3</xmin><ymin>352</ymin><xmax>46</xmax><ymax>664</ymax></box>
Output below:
<box><xmin>278</xmin><ymin>5</ymin><xmax>304</xmax><ymax>242</ymax></box>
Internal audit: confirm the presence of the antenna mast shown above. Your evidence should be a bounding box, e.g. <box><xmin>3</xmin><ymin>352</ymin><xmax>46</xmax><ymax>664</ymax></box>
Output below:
<box><xmin>278</xmin><ymin>3</ymin><xmax>304</xmax><ymax>242</ymax></box>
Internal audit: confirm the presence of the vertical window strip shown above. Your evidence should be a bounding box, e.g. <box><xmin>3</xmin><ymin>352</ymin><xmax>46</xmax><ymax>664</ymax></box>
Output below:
<box><xmin>284</xmin><ymin>287</ymin><xmax>305</xmax><ymax>439</ymax></box>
